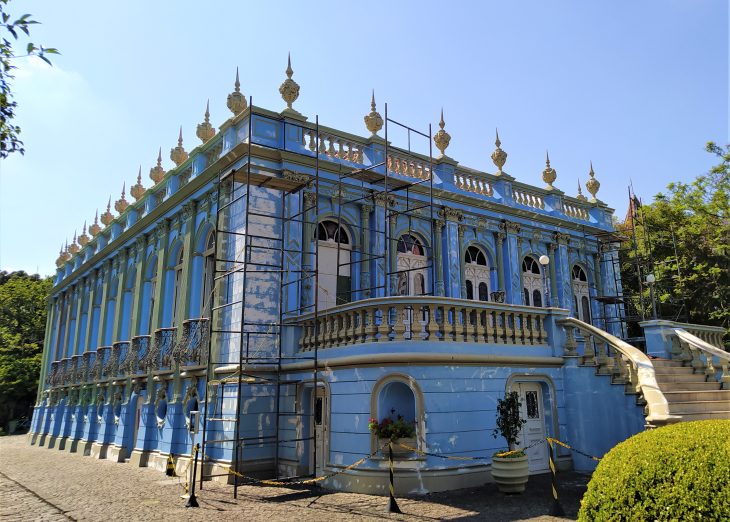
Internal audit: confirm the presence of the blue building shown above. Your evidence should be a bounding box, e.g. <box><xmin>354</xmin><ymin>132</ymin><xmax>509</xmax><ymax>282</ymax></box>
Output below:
<box><xmin>29</xmin><ymin>58</ymin><xmax>730</xmax><ymax>495</ymax></box>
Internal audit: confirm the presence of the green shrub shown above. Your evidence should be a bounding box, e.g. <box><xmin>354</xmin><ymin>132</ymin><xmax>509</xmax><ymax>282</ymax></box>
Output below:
<box><xmin>579</xmin><ymin>420</ymin><xmax>730</xmax><ymax>521</ymax></box>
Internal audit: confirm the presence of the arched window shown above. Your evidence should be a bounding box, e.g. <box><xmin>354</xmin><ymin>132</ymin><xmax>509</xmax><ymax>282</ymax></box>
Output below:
<box><xmin>316</xmin><ymin>220</ymin><xmax>351</xmax><ymax>310</ymax></box>
<box><xmin>572</xmin><ymin>265</ymin><xmax>591</xmax><ymax>323</ymax></box>
<box><xmin>395</xmin><ymin>234</ymin><xmax>428</xmax><ymax>296</ymax></box>
<box><xmin>201</xmin><ymin>231</ymin><xmax>215</xmax><ymax>318</ymax></box>
<box><xmin>171</xmin><ymin>248</ymin><xmax>184</xmax><ymax>326</ymax></box>
<box><xmin>522</xmin><ymin>256</ymin><xmax>545</xmax><ymax>307</ymax></box>
<box><xmin>464</xmin><ymin>246</ymin><xmax>490</xmax><ymax>302</ymax></box>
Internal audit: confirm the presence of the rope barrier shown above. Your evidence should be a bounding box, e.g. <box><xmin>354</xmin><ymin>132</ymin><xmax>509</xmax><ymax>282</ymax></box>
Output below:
<box><xmin>546</xmin><ymin>437</ymin><xmax>601</xmax><ymax>462</ymax></box>
<box><xmin>394</xmin><ymin>438</ymin><xmax>546</xmax><ymax>461</ymax></box>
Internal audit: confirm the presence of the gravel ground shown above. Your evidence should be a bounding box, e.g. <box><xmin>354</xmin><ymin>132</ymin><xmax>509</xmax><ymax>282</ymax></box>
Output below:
<box><xmin>0</xmin><ymin>435</ymin><xmax>590</xmax><ymax>521</ymax></box>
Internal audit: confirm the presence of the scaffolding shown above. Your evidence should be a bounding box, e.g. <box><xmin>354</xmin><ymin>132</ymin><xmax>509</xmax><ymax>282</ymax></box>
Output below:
<box><xmin>199</xmin><ymin>99</ymin><xmax>437</xmax><ymax>497</ymax></box>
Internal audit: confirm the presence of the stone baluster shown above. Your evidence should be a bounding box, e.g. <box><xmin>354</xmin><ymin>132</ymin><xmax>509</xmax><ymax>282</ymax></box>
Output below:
<box><xmin>583</xmin><ymin>333</ymin><xmax>596</xmax><ymax>364</ymax></box>
<box><xmin>364</xmin><ymin>308</ymin><xmax>376</xmax><ymax>341</ymax></box>
<box><xmin>704</xmin><ymin>353</ymin><xmax>716</xmax><ymax>381</ymax></box>
<box><xmin>689</xmin><ymin>344</ymin><xmax>705</xmax><ymax>372</ymax></box>
<box><xmin>376</xmin><ymin>306</ymin><xmax>390</xmax><ymax>341</ymax></box>
<box><xmin>564</xmin><ymin>327</ymin><xmax>577</xmax><ymax>356</ymax></box>
<box><xmin>393</xmin><ymin>305</ymin><xmax>406</xmax><ymax>341</ymax></box>
<box><xmin>719</xmin><ymin>362</ymin><xmax>730</xmax><ymax>387</ymax></box>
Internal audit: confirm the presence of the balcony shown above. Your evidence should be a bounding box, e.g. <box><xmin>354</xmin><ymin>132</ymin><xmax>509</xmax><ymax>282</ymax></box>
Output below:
<box><xmin>296</xmin><ymin>296</ymin><xmax>550</xmax><ymax>351</ymax></box>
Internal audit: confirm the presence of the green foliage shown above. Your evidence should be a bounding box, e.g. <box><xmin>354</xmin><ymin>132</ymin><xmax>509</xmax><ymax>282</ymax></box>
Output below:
<box><xmin>617</xmin><ymin>143</ymin><xmax>730</xmax><ymax>346</ymax></box>
<box><xmin>492</xmin><ymin>391</ymin><xmax>526</xmax><ymax>451</ymax></box>
<box><xmin>368</xmin><ymin>414</ymin><xmax>416</xmax><ymax>440</ymax></box>
<box><xmin>1</xmin><ymin>0</ymin><xmax>59</xmax><ymax>158</ymax></box>
<box><xmin>579</xmin><ymin>420</ymin><xmax>730</xmax><ymax>521</ymax></box>
<box><xmin>0</xmin><ymin>270</ymin><xmax>51</xmax><ymax>429</ymax></box>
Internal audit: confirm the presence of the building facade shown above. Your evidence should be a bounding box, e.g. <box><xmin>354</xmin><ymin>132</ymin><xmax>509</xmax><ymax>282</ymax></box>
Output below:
<box><xmin>30</xmin><ymin>59</ymin><xmax>708</xmax><ymax>495</ymax></box>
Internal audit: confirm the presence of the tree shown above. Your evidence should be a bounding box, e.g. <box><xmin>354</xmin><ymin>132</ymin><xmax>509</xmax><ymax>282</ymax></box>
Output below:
<box><xmin>1</xmin><ymin>0</ymin><xmax>58</xmax><ymax>158</ymax></box>
<box><xmin>617</xmin><ymin>143</ymin><xmax>730</xmax><ymax>347</ymax></box>
<box><xmin>0</xmin><ymin>271</ymin><xmax>52</xmax><ymax>429</ymax></box>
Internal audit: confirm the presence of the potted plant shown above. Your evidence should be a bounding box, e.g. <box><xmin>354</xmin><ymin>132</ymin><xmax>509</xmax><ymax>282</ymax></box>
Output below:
<box><xmin>491</xmin><ymin>391</ymin><xmax>529</xmax><ymax>493</ymax></box>
<box><xmin>369</xmin><ymin>410</ymin><xmax>416</xmax><ymax>457</ymax></box>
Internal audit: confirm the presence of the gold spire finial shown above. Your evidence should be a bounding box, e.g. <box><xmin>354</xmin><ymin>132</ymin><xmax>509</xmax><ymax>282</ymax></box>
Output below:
<box><xmin>227</xmin><ymin>67</ymin><xmax>247</xmax><ymax>115</ymax></box>
<box><xmin>78</xmin><ymin>221</ymin><xmax>90</xmax><ymax>246</ymax></box>
<box><xmin>491</xmin><ymin>128</ymin><xmax>508</xmax><ymax>174</ymax></box>
<box><xmin>90</xmin><ymin>210</ymin><xmax>102</xmax><ymax>236</ymax></box>
<box><xmin>196</xmin><ymin>99</ymin><xmax>216</xmax><ymax>143</ymax></box>
<box><xmin>149</xmin><ymin>147</ymin><xmax>166</xmax><ymax>184</ymax></box>
<box><xmin>279</xmin><ymin>53</ymin><xmax>300</xmax><ymax>110</ymax></box>
<box><xmin>56</xmin><ymin>243</ymin><xmax>70</xmax><ymax>267</ymax></box>
<box><xmin>364</xmin><ymin>89</ymin><xmax>383</xmax><ymax>136</ymax></box>
<box><xmin>576</xmin><ymin>179</ymin><xmax>587</xmax><ymax>201</ymax></box>
<box><xmin>131</xmin><ymin>166</ymin><xmax>146</xmax><ymax>201</ymax></box>
<box><xmin>542</xmin><ymin>150</ymin><xmax>557</xmax><ymax>190</ymax></box>
<box><xmin>170</xmin><ymin>127</ymin><xmax>189</xmax><ymax>166</ymax></box>
<box><xmin>585</xmin><ymin>161</ymin><xmax>601</xmax><ymax>202</ymax></box>
<box><xmin>68</xmin><ymin>231</ymin><xmax>80</xmax><ymax>254</ymax></box>
<box><xmin>433</xmin><ymin>107</ymin><xmax>451</xmax><ymax>159</ymax></box>
<box><xmin>115</xmin><ymin>183</ymin><xmax>129</xmax><ymax>213</ymax></box>
<box><xmin>101</xmin><ymin>196</ymin><xmax>115</xmax><ymax>226</ymax></box>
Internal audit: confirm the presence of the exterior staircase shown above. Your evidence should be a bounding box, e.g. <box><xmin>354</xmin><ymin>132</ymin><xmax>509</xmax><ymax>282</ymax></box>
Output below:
<box><xmin>652</xmin><ymin>358</ymin><xmax>730</xmax><ymax>421</ymax></box>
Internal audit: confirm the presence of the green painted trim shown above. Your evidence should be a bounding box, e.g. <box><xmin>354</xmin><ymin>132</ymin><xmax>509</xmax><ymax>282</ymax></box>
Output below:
<box><xmin>96</xmin><ymin>262</ymin><xmax>111</xmax><ymax>349</ymax></box>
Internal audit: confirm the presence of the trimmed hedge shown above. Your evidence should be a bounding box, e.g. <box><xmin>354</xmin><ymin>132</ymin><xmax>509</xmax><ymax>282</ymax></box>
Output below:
<box><xmin>579</xmin><ymin>420</ymin><xmax>730</xmax><ymax>521</ymax></box>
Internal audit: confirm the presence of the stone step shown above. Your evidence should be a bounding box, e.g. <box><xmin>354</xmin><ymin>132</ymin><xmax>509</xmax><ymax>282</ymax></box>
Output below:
<box><xmin>674</xmin><ymin>411</ymin><xmax>730</xmax><ymax>421</ymax></box>
<box><xmin>652</xmin><ymin>366</ymin><xmax>695</xmax><ymax>375</ymax></box>
<box><xmin>668</xmin><ymin>401</ymin><xmax>730</xmax><ymax>414</ymax></box>
<box><xmin>658</xmin><ymin>381</ymin><xmax>722</xmax><ymax>392</ymax></box>
<box><xmin>650</xmin><ymin>359</ymin><xmax>686</xmax><ymax>368</ymax></box>
<box><xmin>663</xmin><ymin>390</ymin><xmax>730</xmax><ymax>402</ymax></box>
<box><xmin>654</xmin><ymin>373</ymin><xmax>709</xmax><ymax>383</ymax></box>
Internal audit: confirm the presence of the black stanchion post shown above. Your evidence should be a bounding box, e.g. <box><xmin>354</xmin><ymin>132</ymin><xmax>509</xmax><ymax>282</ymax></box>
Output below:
<box><xmin>388</xmin><ymin>441</ymin><xmax>402</xmax><ymax>514</ymax></box>
<box><xmin>186</xmin><ymin>444</ymin><xmax>200</xmax><ymax>508</ymax></box>
<box><xmin>548</xmin><ymin>439</ymin><xmax>565</xmax><ymax>517</ymax></box>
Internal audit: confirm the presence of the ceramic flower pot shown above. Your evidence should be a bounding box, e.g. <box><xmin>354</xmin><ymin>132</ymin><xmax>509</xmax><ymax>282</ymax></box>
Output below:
<box><xmin>491</xmin><ymin>453</ymin><xmax>529</xmax><ymax>493</ymax></box>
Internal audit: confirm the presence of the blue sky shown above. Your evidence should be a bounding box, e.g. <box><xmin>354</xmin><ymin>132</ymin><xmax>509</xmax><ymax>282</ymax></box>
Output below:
<box><xmin>1</xmin><ymin>1</ymin><xmax>727</xmax><ymax>276</ymax></box>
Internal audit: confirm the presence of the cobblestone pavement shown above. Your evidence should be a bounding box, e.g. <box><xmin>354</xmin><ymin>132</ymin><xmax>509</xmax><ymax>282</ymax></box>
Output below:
<box><xmin>0</xmin><ymin>435</ymin><xmax>590</xmax><ymax>521</ymax></box>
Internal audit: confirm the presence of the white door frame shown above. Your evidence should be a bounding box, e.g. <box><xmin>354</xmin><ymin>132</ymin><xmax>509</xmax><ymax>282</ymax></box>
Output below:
<box><xmin>515</xmin><ymin>381</ymin><xmax>549</xmax><ymax>473</ymax></box>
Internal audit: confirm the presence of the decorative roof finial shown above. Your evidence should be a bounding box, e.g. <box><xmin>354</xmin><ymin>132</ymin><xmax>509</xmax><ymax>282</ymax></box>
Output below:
<box><xmin>78</xmin><ymin>222</ymin><xmax>90</xmax><ymax>247</ymax></box>
<box><xmin>196</xmin><ymin>100</ymin><xmax>216</xmax><ymax>143</ymax></box>
<box><xmin>433</xmin><ymin>108</ymin><xmax>452</xmax><ymax>159</ymax></box>
<box><xmin>149</xmin><ymin>147</ymin><xmax>166</xmax><ymax>184</ymax></box>
<box><xmin>130</xmin><ymin>166</ymin><xmax>146</xmax><ymax>201</ymax></box>
<box><xmin>227</xmin><ymin>68</ymin><xmax>247</xmax><ymax>115</ymax></box>
<box><xmin>68</xmin><ymin>231</ymin><xmax>80</xmax><ymax>254</ymax></box>
<box><xmin>364</xmin><ymin>90</ymin><xmax>383</xmax><ymax>136</ymax></box>
<box><xmin>279</xmin><ymin>53</ymin><xmax>300</xmax><ymax>110</ymax></box>
<box><xmin>576</xmin><ymin>179</ymin><xmax>588</xmax><ymax>201</ymax></box>
<box><xmin>56</xmin><ymin>243</ymin><xmax>70</xmax><ymax>267</ymax></box>
<box><xmin>89</xmin><ymin>210</ymin><xmax>102</xmax><ymax>236</ymax></box>
<box><xmin>115</xmin><ymin>183</ymin><xmax>129</xmax><ymax>213</ymax></box>
<box><xmin>542</xmin><ymin>150</ymin><xmax>557</xmax><ymax>190</ymax></box>
<box><xmin>101</xmin><ymin>196</ymin><xmax>115</xmax><ymax>226</ymax></box>
<box><xmin>585</xmin><ymin>161</ymin><xmax>601</xmax><ymax>202</ymax></box>
<box><xmin>491</xmin><ymin>128</ymin><xmax>508</xmax><ymax>175</ymax></box>
<box><xmin>170</xmin><ymin>127</ymin><xmax>189</xmax><ymax>167</ymax></box>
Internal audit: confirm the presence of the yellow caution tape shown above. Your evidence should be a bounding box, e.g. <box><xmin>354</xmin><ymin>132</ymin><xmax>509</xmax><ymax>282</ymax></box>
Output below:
<box><xmin>227</xmin><ymin>453</ymin><xmax>371</xmax><ymax>486</ymax></box>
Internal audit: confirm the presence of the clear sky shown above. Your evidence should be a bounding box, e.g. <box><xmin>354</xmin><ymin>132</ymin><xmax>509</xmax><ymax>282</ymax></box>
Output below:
<box><xmin>1</xmin><ymin>1</ymin><xmax>727</xmax><ymax>276</ymax></box>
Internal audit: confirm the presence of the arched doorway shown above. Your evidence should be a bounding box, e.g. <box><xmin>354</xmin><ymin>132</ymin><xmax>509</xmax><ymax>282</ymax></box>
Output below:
<box><xmin>316</xmin><ymin>220</ymin><xmax>351</xmax><ymax>310</ymax></box>
<box><xmin>465</xmin><ymin>246</ymin><xmax>490</xmax><ymax>302</ymax></box>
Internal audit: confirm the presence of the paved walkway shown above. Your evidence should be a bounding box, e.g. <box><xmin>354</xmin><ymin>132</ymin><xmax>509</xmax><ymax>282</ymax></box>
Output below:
<box><xmin>0</xmin><ymin>435</ymin><xmax>590</xmax><ymax>521</ymax></box>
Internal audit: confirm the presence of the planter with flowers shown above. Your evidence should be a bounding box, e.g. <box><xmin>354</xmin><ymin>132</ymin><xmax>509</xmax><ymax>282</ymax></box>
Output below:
<box><xmin>368</xmin><ymin>413</ymin><xmax>417</xmax><ymax>457</ymax></box>
<box><xmin>491</xmin><ymin>391</ymin><xmax>529</xmax><ymax>494</ymax></box>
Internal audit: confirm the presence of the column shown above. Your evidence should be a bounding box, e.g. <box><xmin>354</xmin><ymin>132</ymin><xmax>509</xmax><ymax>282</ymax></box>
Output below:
<box><xmin>111</xmin><ymin>249</ymin><xmax>130</xmax><ymax>343</ymax></box>
<box><xmin>129</xmin><ymin>235</ymin><xmax>148</xmax><ymax>337</ymax></box>
<box><xmin>302</xmin><ymin>191</ymin><xmax>316</xmax><ymax>309</ymax></box>
<box><xmin>553</xmin><ymin>232</ymin><xmax>570</xmax><ymax>308</ymax></box>
<box><xmin>95</xmin><ymin>261</ymin><xmax>112</xmax><ymax>348</ymax></box>
<box><xmin>51</xmin><ymin>293</ymin><xmax>66</xmax><ymax>363</ymax></box>
<box><xmin>62</xmin><ymin>286</ymin><xmax>75</xmax><ymax>358</ymax></box>
<box><xmin>175</xmin><ymin>201</ymin><xmax>198</xmax><ymax>331</ymax></box>
<box><xmin>592</xmin><ymin>252</ymin><xmax>603</xmax><ymax>297</ymax></box>
<box><xmin>37</xmin><ymin>298</ymin><xmax>57</xmax><ymax>401</ymax></box>
<box><xmin>495</xmin><ymin>231</ymin><xmax>506</xmax><ymax>292</ymax></box>
<box><xmin>388</xmin><ymin>213</ymin><xmax>397</xmax><ymax>295</ymax></box>
<box><xmin>150</xmin><ymin>220</ymin><xmax>170</xmax><ymax>332</ymax></box>
<box><xmin>503</xmin><ymin>221</ymin><xmax>521</xmax><ymax>305</ymax></box>
<box><xmin>84</xmin><ymin>270</ymin><xmax>98</xmax><ymax>352</ymax></box>
<box><xmin>70</xmin><ymin>278</ymin><xmax>87</xmax><ymax>356</ymax></box>
<box><xmin>372</xmin><ymin>194</ymin><xmax>387</xmax><ymax>298</ymax></box>
<box><xmin>360</xmin><ymin>204</ymin><xmax>372</xmax><ymax>297</ymax></box>
<box><xmin>458</xmin><ymin>224</ymin><xmax>467</xmax><ymax>298</ymax></box>
<box><xmin>443</xmin><ymin>208</ymin><xmax>463</xmax><ymax>298</ymax></box>
<box><xmin>434</xmin><ymin>219</ymin><xmax>445</xmax><ymax>296</ymax></box>
<box><xmin>548</xmin><ymin>243</ymin><xmax>558</xmax><ymax>307</ymax></box>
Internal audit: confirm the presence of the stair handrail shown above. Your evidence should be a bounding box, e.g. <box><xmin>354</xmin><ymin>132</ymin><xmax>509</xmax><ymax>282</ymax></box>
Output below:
<box><xmin>674</xmin><ymin>328</ymin><xmax>730</xmax><ymax>386</ymax></box>
<box><xmin>558</xmin><ymin>317</ymin><xmax>679</xmax><ymax>425</ymax></box>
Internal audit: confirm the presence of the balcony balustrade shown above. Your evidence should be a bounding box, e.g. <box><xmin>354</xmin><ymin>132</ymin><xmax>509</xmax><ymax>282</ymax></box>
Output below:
<box><xmin>296</xmin><ymin>296</ymin><xmax>549</xmax><ymax>351</ymax></box>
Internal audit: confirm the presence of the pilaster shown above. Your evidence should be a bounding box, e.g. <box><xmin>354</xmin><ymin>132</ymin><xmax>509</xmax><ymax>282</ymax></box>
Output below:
<box><xmin>176</xmin><ymin>201</ymin><xmax>198</xmax><ymax>331</ymax></box>
<box><xmin>130</xmin><ymin>235</ymin><xmax>148</xmax><ymax>336</ymax></box>
<box><xmin>37</xmin><ymin>298</ymin><xmax>56</xmax><ymax>403</ymax></box>
<box><xmin>495</xmin><ymin>231</ymin><xmax>506</xmax><ymax>292</ymax></box>
<box><xmin>70</xmin><ymin>279</ymin><xmax>87</xmax><ymax>356</ymax></box>
<box><xmin>433</xmin><ymin>219</ymin><xmax>445</xmax><ymax>296</ymax></box>
<box><xmin>83</xmin><ymin>271</ymin><xmax>98</xmax><ymax>353</ymax></box>
<box><xmin>458</xmin><ymin>224</ymin><xmax>467</xmax><ymax>298</ymax></box>
<box><xmin>360</xmin><ymin>204</ymin><xmax>372</xmax><ymax>297</ymax></box>
<box><xmin>503</xmin><ymin>221</ymin><xmax>521</xmax><ymax>305</ymax></box>
<box><xmin>150</xmin><ymin>220</ymin><xmax>171</xmax><ymax>331</ymax></box>
<box><xmin>548</xmin><ymin>243</ymin><xmax>559</xmax><ymax>307</ymax></box>
<box><xmin>96</xmin><ymin>260</ymin><xmax>112</xmax><ymax>348</ymax></box>
<box><xmin>111</xmin><ymin>249</ymin><xmax>130</xmax><ymax>343</ymax></box>
<box><xmin>62</xmin><ymin>287</ymin><xmax>75</xmax><ymax>358</ymax></box>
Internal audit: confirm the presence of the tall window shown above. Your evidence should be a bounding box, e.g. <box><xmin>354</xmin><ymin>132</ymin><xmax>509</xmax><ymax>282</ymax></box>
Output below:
<box><xmin>396</xmin><ymin>234</ymin><xmax>428</xmax><ymax>296</ymax></box>
<box><xmin>572</xmin><ymin>265</ymin><xmax>591</xmax><ymax>323</ymax></box>
<box><xmin>171</xmin><ymin>248</ymin><xmax>184</xmax><ymax>326</ymax></box>
<box><xmin>464</xmin><ymin>246</ymin><xmax>490</xmax><ymax>301</ymax></box>
<box><xmin>201</xmin><ymin>232</ymin><xmax>215</xmax><ymax>318</ymax></box>
<box><xmin>522</xmin><ymin>256</ymin><xmax>544</xmax><ymax>307</ymax></box>
<box><xmin>316</xmin><ymin>220</ymin><xmax>351</xmax><ymax>310</ymax></box>
<box><xmin>147</xmin><ymin>260</ymin><xmax>157</xmax><ymax>334</ymax></box>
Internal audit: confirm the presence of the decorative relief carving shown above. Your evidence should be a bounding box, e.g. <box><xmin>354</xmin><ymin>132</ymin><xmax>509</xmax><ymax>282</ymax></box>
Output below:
<box><xmin>440</xmin><ymin>207</ymin><xmax>463</xmax><ymax>222</ymax></box>
<box><xmin>554</xmin><ymin>231</ymin><xmax>571</xmax><ymax>245</ymax></box>
<box><xmin>504</xmin><ymin>221</ymin><xmax>521</xmax><ymax>235</ymax></box>
<box><xmin>282</xmin><ymin>169</ymin><xmax>311</xmax><ymax>185</ymax></box>
<box><xmin>372</xmin><ymin>192</ymin><xmax>395</xmax><ymax>208</ymax></box>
